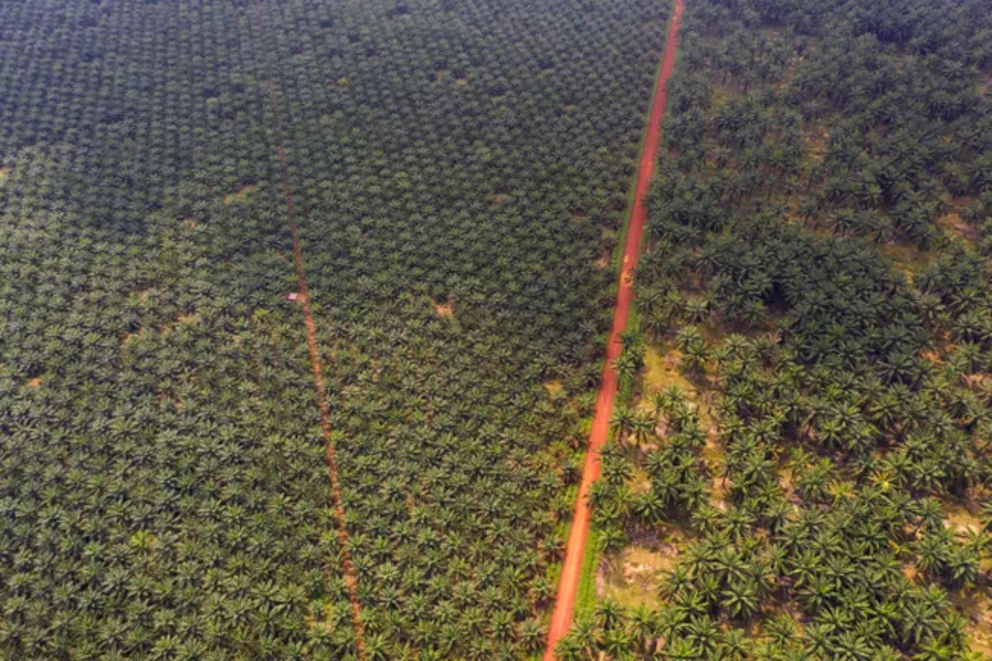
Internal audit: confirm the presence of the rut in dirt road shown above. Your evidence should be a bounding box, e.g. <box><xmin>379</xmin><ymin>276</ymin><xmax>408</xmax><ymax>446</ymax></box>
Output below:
<box><xmin>251</xmin><ymin>2</ymin><xmax>368</xmax><ymax>659</ymax></box>
<box><xmin>543</xmin><ymin>0</ymin><xmax>684</xmax><ymax>658</ymax></box>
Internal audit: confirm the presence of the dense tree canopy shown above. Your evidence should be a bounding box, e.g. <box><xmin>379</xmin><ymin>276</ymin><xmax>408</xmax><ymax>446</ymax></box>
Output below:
<box><xmin>0</xmin><ymin>0</ymin><xmax>672</xmax><ymax>659</ymax></box>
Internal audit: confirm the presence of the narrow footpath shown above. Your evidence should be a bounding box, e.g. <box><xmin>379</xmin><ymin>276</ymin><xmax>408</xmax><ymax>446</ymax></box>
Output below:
<box><xmin>251</xmin><ymin>2</ymin><xmax>368</xmax><ymax>659</ymax></box>
<box><xmin>543</xmin><ymin>0</ymin><xmax>685</xmax><ymax>657</ymax></box>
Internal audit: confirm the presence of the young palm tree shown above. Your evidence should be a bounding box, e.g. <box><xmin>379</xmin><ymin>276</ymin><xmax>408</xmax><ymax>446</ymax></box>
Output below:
<box><xmin>626</xmin><ymin>604</ymin><xmax>660</xmax><ymax>657</ymax></box>
<box><xmin>721</xmin><ymin>579</ymin><xmax>761</xmax><ymax>621</ymax></box>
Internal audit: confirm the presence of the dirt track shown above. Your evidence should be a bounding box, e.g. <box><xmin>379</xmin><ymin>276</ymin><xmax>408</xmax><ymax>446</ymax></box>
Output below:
<box><xmin>542</xmin><ymin>0</ymin><xmax>684</xmax><ymax>657</ymax></box>
<box><xmin>251</xmin><ymin>2</ymin><xmax>368</xmax><ymax>659</ymax></box>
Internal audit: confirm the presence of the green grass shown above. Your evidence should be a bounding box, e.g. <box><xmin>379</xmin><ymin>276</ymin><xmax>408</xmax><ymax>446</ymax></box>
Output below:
<box><xmin>574</xmin><ymin>526</ymin><xmax>604</xmax><ymax>619</ymax></box>
<box><xmin>617</xmin><ymin>306</ymin><xmax>642</xmax><ymax>402</ymax></box>
<box><xmin>600</xmin><ymin>544</ymin><xmax>671</xmax><ymax>610</ymax></box>
<box><xmin>534</xmin><ymin>498</ymin><xmax>598</xmax><ymax>661</ymax></box>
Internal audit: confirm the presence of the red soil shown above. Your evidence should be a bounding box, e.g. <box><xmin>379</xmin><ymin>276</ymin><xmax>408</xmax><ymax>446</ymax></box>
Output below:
<box><xmin>542</xmin><ymin>1</ymin><xmax>684</xmax><ymax>658</ymax></box>
<box><xmin>252</xmin><ymin>3</ymin><xmax>367</xmax><ymax>659</ymax></box>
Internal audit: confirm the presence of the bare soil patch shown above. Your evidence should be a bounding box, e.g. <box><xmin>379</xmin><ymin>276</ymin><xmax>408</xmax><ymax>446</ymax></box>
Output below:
<box><xmin>431</xmin><ymin>299</ymin><xmax>454</xmax><ymax>318</ymax></box>
<box><xmin>938</xmin><ymin>211</ymin><xmax>979</xmax><ymax>243</ymax></box>
<box><xmin>878</xmin><ymin>241</ymin><xmax>934</xmax><ymax>277</ymax></box>
<box><xmin>942</xmin><ymin>502</ymin><xmax>983</xmax><ymax>534</ymax></box>
<box><xmin>122</xmin><ymin>329</ymin><xmax>146</xmax><ymax>345</ymax></box>
<box><xmin>949</xmin><ymin>588</ymin><xmax>992</xmax><ymax>658</ymax></box>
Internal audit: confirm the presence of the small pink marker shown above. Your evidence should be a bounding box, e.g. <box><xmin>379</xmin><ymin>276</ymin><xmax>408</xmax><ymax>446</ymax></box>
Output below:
<box><xmin>286</xmin><ymin>292</ymin><xmax>299</xmax><ymax>302</ymax></box>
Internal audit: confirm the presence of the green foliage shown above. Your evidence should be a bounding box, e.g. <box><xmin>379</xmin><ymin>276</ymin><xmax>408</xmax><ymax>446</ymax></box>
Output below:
<box><xmin>614</xmin><ymin>330</ymin><xmax>648</xmax><ymax>397</ymax></box>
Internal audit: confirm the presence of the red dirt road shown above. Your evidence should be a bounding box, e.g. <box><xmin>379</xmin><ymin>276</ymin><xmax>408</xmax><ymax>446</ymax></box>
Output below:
<box><xmin>543</xmin><ymin>1</ymin><xmax>684</xmax><ymax>658</ymax></box>
<box><xmin>252</xmin><ymin>3</ymin><xmax>367</xmax><ymax>659</ymax></box>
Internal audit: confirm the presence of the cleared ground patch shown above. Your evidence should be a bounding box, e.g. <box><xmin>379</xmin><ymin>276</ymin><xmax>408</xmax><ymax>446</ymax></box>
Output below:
<box><xmin>431</xmin><ymin>299</ymin><xmax>454</xmax><ymax>317</ymax></box>
<box><xmin>597</xmin><ymin>543</ymin><xmax>675</xmax><ymax>609</ymax></box>
<box><xmin>222</xmin><ymin>183</ymin><xmax>257</xmax><ymax>204</ymax></box>
<box><xmin>878</xmin><ymin>241</ymin><xmax>935</xmax><ymax>277</ymax></box>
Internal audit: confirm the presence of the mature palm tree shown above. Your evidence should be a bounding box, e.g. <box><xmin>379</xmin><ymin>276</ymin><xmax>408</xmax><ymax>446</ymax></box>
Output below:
<box><xmin>631</xmin><ymin>411</ymin><xmax>657</xmax><ymax>448</ymax></box>
<box><xmin>610</xmin><ymin>406</ymin><xmax>637</xmax><ymax>444</ymax></box>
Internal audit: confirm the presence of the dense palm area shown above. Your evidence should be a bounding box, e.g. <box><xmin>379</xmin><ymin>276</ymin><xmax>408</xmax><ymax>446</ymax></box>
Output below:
<box><xmin>569</xmin><ymin>0</ymin><xmax>992</xmax><ymax>659</ymax></box>
<box><xmin>0</xmin><ymin>0</ymin><xmax>671</xmax><ymax>659</ymax></box>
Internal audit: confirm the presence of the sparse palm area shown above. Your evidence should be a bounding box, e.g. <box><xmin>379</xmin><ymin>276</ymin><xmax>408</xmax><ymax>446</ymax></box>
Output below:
<box><xmin>568</xmin><ymin>0</ymin><xmax>992</xmax><ymax>659</ymax></box>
